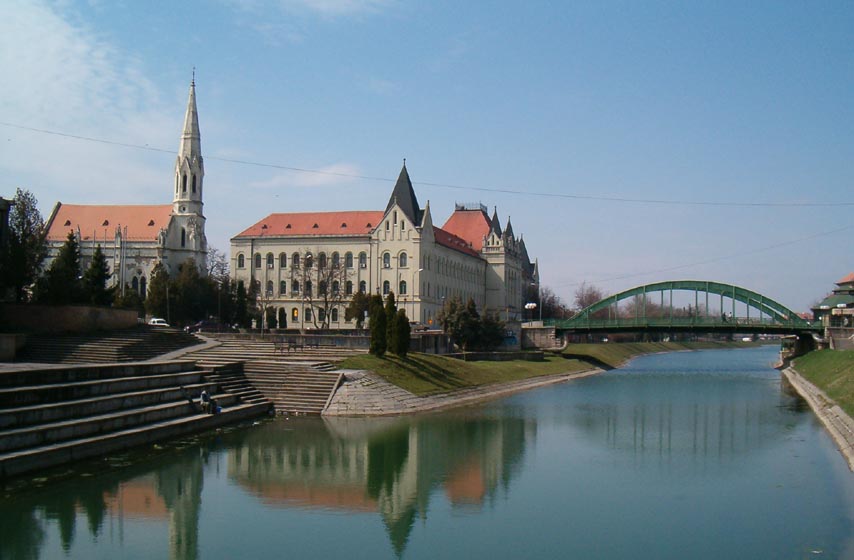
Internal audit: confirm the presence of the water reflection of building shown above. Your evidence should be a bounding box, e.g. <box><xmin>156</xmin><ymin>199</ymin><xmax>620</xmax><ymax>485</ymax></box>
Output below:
<box><xmin>227</xmin><ymin>414</ymin><xmax>534</xmax><ymax>556</ymax></box>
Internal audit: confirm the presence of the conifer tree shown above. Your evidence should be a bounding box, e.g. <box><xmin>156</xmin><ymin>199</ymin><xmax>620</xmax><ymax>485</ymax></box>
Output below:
<box><xmin>393</xmin><ymin>309</ymin><xmax>411</xmax><ymax>356</ymax></box>
<box><xmin>82</xmin><ymin>245</ymin><xmax>111</xmax><ymax>305</ymax></box>
<box><xmin>4</xmin><ymin>188</ymin><xmax>47</xmax><ymax>302</ymax></box>
<box><xmin>384</xmin><ymin>291</ymin><xmax>397</xmax><ymax>351</ymax></box>
<box><xmin>40</xmin><ymin>231</ymin><xmax>82</xmax><ymax>304</ymax></box>
<box><xmin>145</xmin><ymin>263</ymin><xmax>170</xmax><ymax>319</ymax></box>
<box><xmin>369</xmin><ymin>294</ymin><xmax>386</xmax><ymax>356</ymax></box>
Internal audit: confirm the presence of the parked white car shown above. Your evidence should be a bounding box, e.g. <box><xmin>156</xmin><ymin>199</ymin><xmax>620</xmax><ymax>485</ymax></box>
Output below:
<box><xmin>148</xmin><ymin>318</ymin><xmax>170</xmax><ymax>327</ymax></box>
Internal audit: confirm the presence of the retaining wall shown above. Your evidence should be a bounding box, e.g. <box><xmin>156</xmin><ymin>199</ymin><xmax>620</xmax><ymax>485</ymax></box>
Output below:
<box><xmin>0</xmin><ymin>304</ymin><xmax>138</xmax><ymax>334</ymax></box>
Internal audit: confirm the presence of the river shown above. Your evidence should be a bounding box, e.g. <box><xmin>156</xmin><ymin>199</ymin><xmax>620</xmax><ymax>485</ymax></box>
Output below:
<box><xmin>2</xmin><ymin>346</ymin><xmax>853</xmax><ymax>559</ymax></box>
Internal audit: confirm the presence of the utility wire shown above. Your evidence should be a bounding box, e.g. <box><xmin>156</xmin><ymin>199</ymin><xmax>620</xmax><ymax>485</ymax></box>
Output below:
<box><xmin>2</xmin><ymin>120</ymin><xmax>852</xmax><ymax>208</ymax></box>
<box><xmin>556</xmin><ymin>223</ymin><xmax>854</xmax><ymax>288</ymax></box>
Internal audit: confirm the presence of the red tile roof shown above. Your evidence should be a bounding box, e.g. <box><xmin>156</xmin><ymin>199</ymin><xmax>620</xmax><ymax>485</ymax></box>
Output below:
<box><xmin>46</xmin><ymin>203</ymin><xmax>172</xmax><ymax>242</ymax></box>
<box><xmin>441</xmin><ymin>209</ymin><xmax>491</xmax><ymax>251</ymax></box>
<box><xmin>234</xmin><ymin>211</ymin><xmax>385</xmax><ymax>238</ymax></box>
<box><xmin>838</xmin><ymin>272</ymin><xmax>854</xmax><ymax>285</ymax></box>
<box><xmin>433</xmin><ymin>226</ymin><xmax>481</xmax><ymax>257</ymax></box>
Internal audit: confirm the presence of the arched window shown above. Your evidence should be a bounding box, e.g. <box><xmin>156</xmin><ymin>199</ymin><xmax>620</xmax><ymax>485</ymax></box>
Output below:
<box><xmin>399</xmin><ymin>252</ymin><xmax>408</xmax><ymax>267</ymax></box>
<box><xmin>280</xmin><ymin>280</ymin><xmax>287</xmax><ymax>295</ymax></box>
<box><xmin>331</xmin><ymin>308</ymin><xmax>339</xmax><ymax>322</ymax></box>
<box><xmin>331</xmin><ymin>252</ymin><xmax>340</xmax><ymax>268</ymax></box>
<box><xmin>254</xmin><ymin>253</ymin><xmax>262</xmax><ymax>268</ymax></box>
<box><xmin>382</xmin><ymin>252</ymin><xmax>390</xmax><ymax>268</ymax></box>
<box><xmin>131</xmin><ymin>277</ymin><xmax>139</xmax><ymax>292</ymax></box>
<box><xmin>182</xmin><ymin>174</ymin><xmax>187</xmax><ymax>193</ymax></box>
<box><xmin>345</xmin><ymin>252</ymin><xmax>353</xmax><ymax>268</ymax></box>
<box><xmin>181</xmin><ymin>228</ymin><xmax>186</xmax><ymax>248</ymax></box>
<box><xmin>266</xmin><ymin>253</ymin><xmax>274</xmax><ymax>268</ymax></box>
<box><xmin>175</xmin><ymin>174</ymin><xmax>179</xmax><ymax>195</ymax></box>
<box><xmin>139</xmin><ymin>276</ymin><xmax>146</xmax><ymax>296</ymax></box>
<box><xmin>345</xmin><ymin>281</ymin><xmax>353</xmax><ymax>295</ymax></box>
<box><xmin>318</xmin><ymin>253</ymin><xmax>327</xmax><ymax>269</ymax></box>
<box><xmin>332</xmin><ymin>280</ymin><xmax>339</xmax><ymax>294</ymax></box>
<box><xmin>383</xmin><ymin>280</ymin><xmax>390</xmax><ymax>295</ymax></box>
<box><xmin>305</xmin><ymin>254</ymin><xmax>313</xmax><ymax>269</ymax></box>
<box><xmin>399</xmin><ymin>280</ymin><xmax>407</xmax><ymax>295</ymax></box>
<box><xmin>359</xmin><ymin>280</ymin><xmax>366</xmax><ymax>293</ymax></box>
<box><xmin>292</xmin><ymin>280</ymin><xmax>300</xmax><ymax>294</ymax></box>
<box><xmin>305</xmin><ymin>308</ymin><xmax>312</xmax><ymax>321</ymax></box>
<box><xmin>292</xmin><ymin>308</ymin><xmax>299</xmax><ymax>322</ymax></box>
<box><xmin>278</xmin><ymin>308</ymin><xmax>287</xmax><ymax>328</ymax></box>
<box><xmin>292</xmin><ymin>252</ymin><xmax>300</xmax><ymax>268</ymax></box>
<box><xmin>319</xmin><ymin>281</ymin><xmax>327</xmax><ymax>295</ymax></box>
<box><xmin>318</xmin><ymin>308</ymin><xmax>326</xmax><ymax>322</ymax></box>
<box><xmin>305</xmin><ymin>280</ymin><xmax>313</xmax><ymax>296</ymax></box>
<box><xmin>237</xmin><ymin>254</ymin><xmax>245</xmax><ymax>268</ymax></box>
<box><xmin>359</xmin><ymin>252</ymin><xmax>367</xmax><ymax>268</ymax></box>
<box><xmin>279</xmin><ymin>253</ymin><xmax>287</xmax><ymax>268</ymax></box>
<box><xmin>192</xmin><ymin>175</ymin><xmax>197</xmax><ymax>193</ymax></box>
<box><xmin>266</xmin><ymin>281</ymin><xmax>273</xmax><ymax>295</ymax></box>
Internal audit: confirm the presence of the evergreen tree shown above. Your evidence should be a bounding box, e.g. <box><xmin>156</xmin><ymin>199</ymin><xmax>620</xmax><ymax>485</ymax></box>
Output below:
<box><xmin>4</xmin><ymin>188</ymin><xmax>47</xmax><ymax>302</ymax></box>
<box><xmin>393</xmin><ymin>309</ymin><xmax>411</xmax><ymax>356</ymax></box>
<box><xmin>344</xmin><ymin>291</ymin><xmax>371</xmax><ymax>329</ymax></box>
<box><xmin>172</xmin><ymin>259</ymin><xmax>203</xmax><ymax>325</ymax></box>
<box><xmin>145</xmin><ymin>263</ymin><xmax>169</xmax><ymax>320</ymax></box>
<box><xmin>113</xmin><ymin>286</ymin><xmax>144</xmax><ymax>316</ymax></box>
<box><xmin>234</xmin><ymin>280</ymin><xmax>249</xmax><ymax>329</ymax></box>
<box><xmin>369</xmin><ymin>294</ymin><xmax>386</xmax><ymax>356</ymax></box>
<box><xmin>40</xmin><ymin>231</ymin><xmax>82</xmax><ymax>304</ymax></box>
<box><xmin>82</xmin><ymin>245</ymin><xmax>111</xmax><ymax>305</ymax></box>
<box><xmin>384</xmin><ymin>291</ymin><xmax>397</xmax><ymax>351</ymax></box>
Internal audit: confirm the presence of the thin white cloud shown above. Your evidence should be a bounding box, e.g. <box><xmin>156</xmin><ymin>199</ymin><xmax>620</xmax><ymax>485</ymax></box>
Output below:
<box><xmin>0</xmin><ymin>0</ymin><xmax>177</xmax><ymax>204</ymax></box>
<box><xmin>249</xmin><ymin>163</ymin><xmax>363</xmax><ymax>189</ymax></box>
<box><xmin>223</xmin><ymin>0</ymin><xmax>393</xmax><ymax>20</ymax></box>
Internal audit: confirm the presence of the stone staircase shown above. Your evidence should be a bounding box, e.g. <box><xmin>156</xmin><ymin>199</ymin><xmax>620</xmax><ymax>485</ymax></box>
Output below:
<box><xmin>184</xmin><ymin>337</ymin><xmax>355</xmax><ymax>415</ymax></box>
<box><xmin>0</xmin><ymin>360</ymin><xmax>271</xmax><ymax>478</ymax></box>
<box><xmin>14</xmin><ymin>327</ymin><xmax>204</xmax><ymax>364</ymax></box>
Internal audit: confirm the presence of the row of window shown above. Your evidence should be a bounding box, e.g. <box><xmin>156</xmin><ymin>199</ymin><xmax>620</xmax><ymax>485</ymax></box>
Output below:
<box><xmin>284</xmin><ymin>307</ymin><xmax>340</xmax><ymax>323</ymax></box>
<box><xmin>237</xmin><ymin>251</ymin><xmax>411</xmax><ymax>269</ymax></box>
<box><xmin>262</xmin><ymin>279</ymin><xmax>411</xmax><ymax>296</ymax></box>
<box><xmin>175</xmin><ymin>172</ymin><xmax>198</xmax><ymax>195</ymax></box>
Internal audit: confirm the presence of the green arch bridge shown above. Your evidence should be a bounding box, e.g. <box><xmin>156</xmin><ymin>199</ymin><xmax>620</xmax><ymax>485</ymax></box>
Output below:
<box><xmin>545</xmin><ymin>280</ymin><xmax>822</xmax><ymax>335</ymax></box>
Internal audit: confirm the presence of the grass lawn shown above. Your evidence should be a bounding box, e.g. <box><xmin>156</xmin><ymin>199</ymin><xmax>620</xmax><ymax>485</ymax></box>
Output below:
<box><xmin>337</xmin><ymin>353</ymin><xmax>591</xmax><ymax>396</ymax></box>
<box><xmin>793</xmin><ymin>350</ymin><xmax>854</xmax><ymax>418</ymax></box>
<box><xmin>563</xmin><ymin>340</ymin><xmax>767</xmax><ymax>369</ymax></box>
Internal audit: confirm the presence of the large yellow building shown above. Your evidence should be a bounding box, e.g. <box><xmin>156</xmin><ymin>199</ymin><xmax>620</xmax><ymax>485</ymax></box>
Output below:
<box><xmin>230</xmin><ymin>165</ymin><xmax>538</xmax><ymax>329</ymax></box>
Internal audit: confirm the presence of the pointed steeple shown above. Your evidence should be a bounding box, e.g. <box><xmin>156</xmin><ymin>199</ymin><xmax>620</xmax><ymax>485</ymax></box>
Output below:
<box><xmin>490</xmin><ymin>206</ymin><xmax>502</xmax><ymax>236</ymax></box>
<box><xmin>503</xmin><ymin>216</ymin><xmax>514</xmax><ymax>239</ymax></box>
<box><xmin>386</xmin><ymin>161</ymin><xmax>421</xmax><ymax>225</ymax></box>
<box><xmin>178</xmin><ymin>78</ymin><xmax>201</xmax><ymax>160</ymax></box>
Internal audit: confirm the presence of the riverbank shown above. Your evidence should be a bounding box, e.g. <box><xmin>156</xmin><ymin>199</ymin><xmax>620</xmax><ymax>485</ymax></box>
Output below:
<box><xmin>782</xmin><ymin>365</ymin><xmax>854</xmax><ymax>471</ymax></box>
<box><xmin>561</xmin><ymin>340</ymin><xmax>768</xmax><ymax>369</ymax></box>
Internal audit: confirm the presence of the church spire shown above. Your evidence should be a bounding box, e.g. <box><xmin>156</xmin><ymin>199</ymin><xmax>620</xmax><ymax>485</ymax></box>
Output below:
<box><xmin>490</xmin><ymin>206</ymin><xmax>502</xmax><ymax>236</ymax></box>
<box><xmin>385</xmin><ymin>161</ymin><xmax>421</xmax><ymax>225</ymax></box>
<box><xmin>173</xmin><ymin>77</ymin><xmax>204</xmax><ymax>215</ymax></box>
<box><xmin>178</xmin><ymin>78</ymin><xmax>201</xmax><ymax>160</ymax></box>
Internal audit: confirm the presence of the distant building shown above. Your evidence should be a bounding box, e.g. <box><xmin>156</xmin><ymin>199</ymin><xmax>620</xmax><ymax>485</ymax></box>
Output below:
<box><xmin>42</xmin><ymin>80</ymin><xmax>208</xmax><ymax>295</ymax></box>
<box><xmin>230</xmin><ymin>164</ymin><xmax>538</xmax><ymax>330</ymax></box>
<box><xmin>812</xmin><ymin>273</ymin><xmax>854</xmax><ymax>328</ymax></box>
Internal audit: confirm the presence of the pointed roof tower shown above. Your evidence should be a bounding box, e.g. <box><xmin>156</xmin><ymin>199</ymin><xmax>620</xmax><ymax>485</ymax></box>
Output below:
<box><xmin>385</xmin><ymin>161</ymin><xmax>421</xmax><ymax>225</ymax></box>
<box><xmin>503</xmin><ymin>216</ymin><xmax>515</xmax><ymax>240</ymax></box>
<box><xmin>490</xmin><ymin>206</ymin><xmax>502</xmax><ymax>236</ymax></box>
<box><xmin>178</xmin><ymin>77</ymin><xmax>201</xmax><ymax>160</ymax></box>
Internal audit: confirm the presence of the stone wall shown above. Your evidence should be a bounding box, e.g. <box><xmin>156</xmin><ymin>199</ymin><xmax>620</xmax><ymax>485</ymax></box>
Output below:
<box><xmin>0</xmin><ymin>304</ymin><xmax>138</xmax><ymax>333</ymax></box>
<box><xmin>521</xmin><ymin>326</ymin><xmax>560</xmax><ymax>349</ymax></box>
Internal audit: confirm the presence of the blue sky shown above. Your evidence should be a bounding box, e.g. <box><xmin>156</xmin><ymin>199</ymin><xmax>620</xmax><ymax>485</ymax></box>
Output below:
<box><xmin>1</xmin><ymin>0</ymin><xmax>852</xmax><ymax>311</ymax></box>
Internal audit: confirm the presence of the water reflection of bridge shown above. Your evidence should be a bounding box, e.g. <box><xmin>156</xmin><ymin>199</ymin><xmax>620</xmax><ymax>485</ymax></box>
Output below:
<box><xmin>228</xmin><ymin>414</ymin><xmax>534</xmax><ymax>556</ymax></box>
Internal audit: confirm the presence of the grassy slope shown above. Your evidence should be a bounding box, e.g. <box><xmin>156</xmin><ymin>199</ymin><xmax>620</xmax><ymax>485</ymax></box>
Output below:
<box><xmin>562</xmin><ymin>340</ymin><xmax>765</xmax><ymax>369</ymax></box>
<box><xmin>793</xmin><ymin>350</ymin><xmax>854</xmax><ymax>418</ymax></box>
<box><xmin>338</xmin><ymin>353</ymin><xmax>590</xmax><ymax>396</ymax></box>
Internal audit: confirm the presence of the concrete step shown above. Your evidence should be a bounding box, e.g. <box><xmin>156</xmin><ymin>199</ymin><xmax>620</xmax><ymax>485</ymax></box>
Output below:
<box><xmin>0</xmin><ymin>402</ymin><xmax>271</xmax><ymax>478</ymax></box>
<box><xmin>0</xmin><ymin>361</ymin><xmax>196</xmax><ymax>389</ymax></box>
<box><xmin>0</xmin><ymin>370</ymin><xmax>208</xmax><ymax>407</ymax></box>
<box><xmin>0</xmin><ymin>382</ymin><xmax>219</xmax><ymax>431</ymax></box>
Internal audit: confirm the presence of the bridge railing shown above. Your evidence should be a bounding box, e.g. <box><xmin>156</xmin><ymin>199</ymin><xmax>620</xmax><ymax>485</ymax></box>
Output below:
<box><xmin>545</xmin><ymin>316</ymin><xmax>816</xmax><ymax>330</ymax></box>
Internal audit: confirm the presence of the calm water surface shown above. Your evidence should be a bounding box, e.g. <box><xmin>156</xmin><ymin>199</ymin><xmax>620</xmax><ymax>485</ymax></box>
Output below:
<box><xmin>3</xmin><ymin>346</ymin><xmax>854</xmax><ymax>559</ymax></box>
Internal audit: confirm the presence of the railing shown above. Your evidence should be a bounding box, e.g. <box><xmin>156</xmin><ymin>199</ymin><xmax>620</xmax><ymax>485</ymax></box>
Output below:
<box><xmin>546</xmin><ymin>316</ymin><xmax>819</xmax><ymax>331</ymax></box>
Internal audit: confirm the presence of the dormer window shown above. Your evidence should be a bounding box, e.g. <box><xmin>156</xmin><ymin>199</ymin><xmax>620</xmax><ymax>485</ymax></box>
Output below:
<box><xmin>261</xmin><ymin>224</ymin><xmax>268</xmax><ymax>229</ymax></box>
<box><xmin>286</xmin><ymin>224</ymin><xmax>292</xmax><ymax>229</ymax></box>
<box><xmin>341</xmin><ymin>223</ymin><xmax>347</xmax><ymax>228</ymax></box>
<box><xmin>64</xmin><ymin>220</ymin><xmax>71</xmax><ymax>226</ymax></box>
<box><xmin>312</xmin><ymin>223</ymin><xmax>319</xmax><ymax>229</ymax></box>
<box><xmin>148</xmin><ymin>219</ymin><xmax>155</xmax><ymax>226</ymax></box>
<box><xmin>102</xmin><ymin>220</ymin><xmax>109</xmax><ymax>226</ymax></box>
<box><xmin>366</xmin><ymin>223</ymin><xmax>372</xmax><ymax>228</ymax></box>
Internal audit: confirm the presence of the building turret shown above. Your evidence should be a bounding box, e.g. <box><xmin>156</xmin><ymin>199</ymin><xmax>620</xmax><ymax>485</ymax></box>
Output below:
<box><xmin>173</xmin><ymin>78</ymin><xmax>204</xmax><ymax>217</ymax></box>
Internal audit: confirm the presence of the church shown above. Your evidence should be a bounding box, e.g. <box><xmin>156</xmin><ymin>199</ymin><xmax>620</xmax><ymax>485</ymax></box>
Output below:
<box><xmin>42</xmin><ymin>80</ymin><xmax>208</xmax><ymax>295</ymax></box>
<box><xmin>230</xmin><ymin>164</ymin><xmax>539</xmax><ymax>330</ymax></box>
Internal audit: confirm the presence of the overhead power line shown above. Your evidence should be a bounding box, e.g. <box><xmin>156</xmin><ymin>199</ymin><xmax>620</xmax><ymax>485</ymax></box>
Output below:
<box><xmin>556</xmin><ymin>223</ymin><xmax>854</xmax><ymax>288</ymax></box>
<box><xmin>2</xmin><ymin>120</ymin><xmax>853</xmax><ymax>208</ymax></box>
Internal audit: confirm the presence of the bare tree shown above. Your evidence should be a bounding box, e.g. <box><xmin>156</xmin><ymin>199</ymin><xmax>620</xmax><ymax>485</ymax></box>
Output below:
<box><xmin>300</xmin><ymin>249</ymin><xmax>352</xmax><ymax>330</ymax></box>
<box><xmin>574</xmin><ymin>282</ymin><xmax>604</xmax><ymax>311</ymax></box>
<box><xmin>206</xmin><ymin>246</ymin><xmax>229</xmax><ymax>281</ymax></box>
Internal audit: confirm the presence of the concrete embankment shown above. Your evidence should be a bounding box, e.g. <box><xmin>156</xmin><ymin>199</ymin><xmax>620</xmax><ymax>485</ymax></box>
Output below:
<box><xmin>782</xmin><ymin>366</ymin><xmax>854</xmax><ymax>471</ymax></box>
<box><xmin>324</xmin><ymin>367</ymin><xmax>602</xmax><ymax>416</ymax></box>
